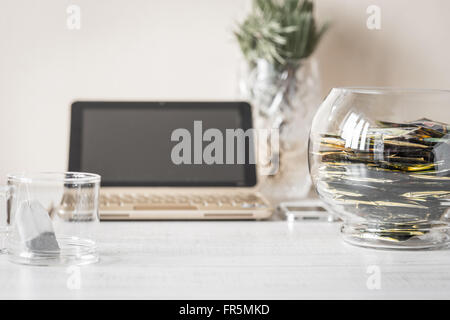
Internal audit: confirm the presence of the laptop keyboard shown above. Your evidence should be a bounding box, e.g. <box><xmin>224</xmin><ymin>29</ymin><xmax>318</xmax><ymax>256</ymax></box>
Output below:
<box><xmin>99</xmin><ymin>193</ymin><xmax>269</xmax><ymax>211</ymax></box>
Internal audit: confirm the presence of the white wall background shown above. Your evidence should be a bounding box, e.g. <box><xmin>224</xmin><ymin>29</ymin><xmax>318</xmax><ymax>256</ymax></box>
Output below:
<box><xmin>1</xmin><ymin>0</ymin><xmax>450</xmax><ymax>181</ymax></box>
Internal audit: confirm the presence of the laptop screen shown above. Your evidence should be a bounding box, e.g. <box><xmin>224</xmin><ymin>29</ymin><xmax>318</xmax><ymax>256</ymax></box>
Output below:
<box><xmin>69</xmin><ymin>102</ymin><xmax>256</xmax><ymax>187</ymax></box>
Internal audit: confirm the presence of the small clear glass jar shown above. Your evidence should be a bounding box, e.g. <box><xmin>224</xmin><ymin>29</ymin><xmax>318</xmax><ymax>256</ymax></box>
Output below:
<box><xmin>1</xmin><ymin>172</ymin><xmax>100</xmax><ymax>265</ymax></box>
<box><xmin>309</xmin><ymin>88</ymin><xmax>450</xmax><ymax>249</ymax></box>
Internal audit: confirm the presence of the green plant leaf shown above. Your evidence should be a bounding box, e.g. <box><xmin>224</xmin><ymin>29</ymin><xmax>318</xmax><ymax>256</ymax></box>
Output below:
<box><xmin>234</xmin><ymin>0</ymin><xmax>329</xmax><ymax>69</ymax></box>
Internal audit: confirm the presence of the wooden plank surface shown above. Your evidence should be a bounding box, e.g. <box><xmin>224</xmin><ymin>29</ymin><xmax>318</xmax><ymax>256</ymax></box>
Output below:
<box><xmin>1</xmin><ymin>220</ymin><xmax>450</xmax><ymax>299</ymax></box>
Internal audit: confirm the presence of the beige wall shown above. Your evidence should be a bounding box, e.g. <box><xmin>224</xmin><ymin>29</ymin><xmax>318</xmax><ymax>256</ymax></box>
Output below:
<box><xmin>1</xmin><ymin>0</ymin><xmax>449</xmax><ymax>181</ymax></box>
<box><xmin>315</xmin><ymin>0</ymin><xmax>450</xmax><ymax>90</ymax></box>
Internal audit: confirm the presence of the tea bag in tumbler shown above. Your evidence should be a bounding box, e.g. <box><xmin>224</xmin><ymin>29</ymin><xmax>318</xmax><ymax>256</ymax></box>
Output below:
<box><xmin>15</xmin><ymin>200</ymin><xmax>60</xmax><ymax>252</ymax></box>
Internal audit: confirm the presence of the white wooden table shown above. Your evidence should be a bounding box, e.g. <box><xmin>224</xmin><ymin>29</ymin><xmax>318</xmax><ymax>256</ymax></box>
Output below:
<box><xmin>1</xmin><ymin>220</ymin><xmax>450</xmax><ymax>299</ymax></box>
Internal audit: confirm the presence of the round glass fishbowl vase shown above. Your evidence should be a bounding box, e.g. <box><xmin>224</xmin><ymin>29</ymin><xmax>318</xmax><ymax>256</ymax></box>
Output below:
<box><xmin>309</xmin><ymin>88</ymin><xmax>450</xmax><ymax>249</ymax></box>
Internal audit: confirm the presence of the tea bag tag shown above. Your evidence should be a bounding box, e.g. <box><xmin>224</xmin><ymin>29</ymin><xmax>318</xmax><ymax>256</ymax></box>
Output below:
<box><xmin>15</xmin><ymin>200</ymin><xmax>60</xmax><ymax>252</ymax></box>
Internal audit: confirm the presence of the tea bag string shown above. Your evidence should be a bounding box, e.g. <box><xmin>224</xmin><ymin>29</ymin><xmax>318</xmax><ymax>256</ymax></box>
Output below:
<box><xmin>75</xmin><ymin>181</ymin><xmax>81</xmax><ymax>221</ymax></box>
<box><xmin>25</xmin><ymin>179</ymin><xmax>31</xmax><ymax>205</ymax></box>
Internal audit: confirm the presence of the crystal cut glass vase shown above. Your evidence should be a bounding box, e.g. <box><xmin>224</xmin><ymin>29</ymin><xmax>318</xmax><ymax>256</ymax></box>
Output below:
<box><xmin>241</xmin><ymin>58</ymin><xmax>321</xmax><ymax>202</ymax></box>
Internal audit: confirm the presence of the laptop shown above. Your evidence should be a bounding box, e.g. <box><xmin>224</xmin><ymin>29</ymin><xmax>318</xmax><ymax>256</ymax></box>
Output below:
<box><xmin>68</xmin><ymin>101</ymin><xmax>272</xmax><ymax>220</ymax></box>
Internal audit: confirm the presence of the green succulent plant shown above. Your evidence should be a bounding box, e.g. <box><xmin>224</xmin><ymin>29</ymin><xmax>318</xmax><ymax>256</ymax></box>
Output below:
<box><xmin>235</xmin><ymin>0</ymin><xmax>329</xmax><ymax>70</ymax></box>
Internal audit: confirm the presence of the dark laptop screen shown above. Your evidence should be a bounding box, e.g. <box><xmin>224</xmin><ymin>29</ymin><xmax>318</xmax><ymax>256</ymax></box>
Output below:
<box><xmin>69</xmin><ymin>102</ymin><xmax>256</xmax><ymax>187</ymax></box>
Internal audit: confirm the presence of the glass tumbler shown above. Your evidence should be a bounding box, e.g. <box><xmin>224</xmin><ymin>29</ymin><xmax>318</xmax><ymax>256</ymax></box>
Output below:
<box><xmin>0</xmin><ymin>187</ymin><xmax>9</xmax><ymax>253</ymax></box>
<box><xmin>0</xmin><ymin>172</ymin><xmax>100</xmax><ymax>265</ymax></box>
<box><xmin>309</xmin><ymin>88</ymin><xmax>450</xmax><ymax>249</ymax></box>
